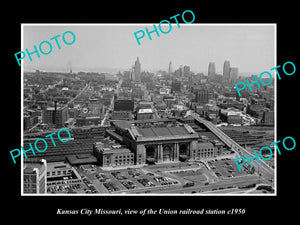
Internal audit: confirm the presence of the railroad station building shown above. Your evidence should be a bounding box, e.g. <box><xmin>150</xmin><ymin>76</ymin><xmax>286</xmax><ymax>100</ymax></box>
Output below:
<box><xmin>121</xmin><ymin>124</ymin><xmax>200</xmax><ymax>165</ymax></box>
<box><xmin>99</xmin><ymin>119</ymin><xmax>232</xmax><ymax>168</ymax></box>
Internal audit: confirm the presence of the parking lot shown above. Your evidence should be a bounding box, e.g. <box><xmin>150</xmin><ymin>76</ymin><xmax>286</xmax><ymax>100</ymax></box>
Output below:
<box><xmin>47</xmin><ymin>177</ymin><xmax>86</xmax><ymax>194</ymax></box>
<box><xmin>209</xmin><ymin>158</ymin><xmax>249</xmax><ymax>179</ymax></box>
<box><xmin>75</xmin><ymin>166</ymin><xmax>180</xmax><ymax>194</ymax></box>
<box><xmin>169</xmin><ymin>168</ymin><xmax>208</xmax><ymax>184</ymax></box>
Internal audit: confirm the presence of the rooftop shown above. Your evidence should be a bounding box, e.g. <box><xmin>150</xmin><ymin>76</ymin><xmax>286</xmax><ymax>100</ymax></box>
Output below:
<box><xmin>197</xmin><ymin>142</ymin><xmax>214</xmax><ymax>148</ymax></box>
<box><xmin>66</xmin><ymin>154</ymin><xmax>98</xmax><ymax>165</ymax></box>
<box><xmin>94</xmin><ymin>142</ymin><xmax>132</xmax><ymax>154</ymax></box>
<box><xmin>138</xmin><ymin>126</ymin><xmax>189</xmax><ymax>137</ymax></box>
<box><xmin>138</xmin><ymin>108</ymin><xmax>153</xmax><ymax>114</ymax></box>
<box><xmin>127</xmin><ymin>124</ymin><xmax>199</xmax><ymax>142</ymax></box>
<box><xmin>23</xmin><ymin>159</ymin><xmax>46</xmax><ymax>174</ymax></box>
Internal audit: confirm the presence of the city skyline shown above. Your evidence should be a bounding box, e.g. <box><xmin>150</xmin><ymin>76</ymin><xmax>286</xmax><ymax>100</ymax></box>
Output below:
<box><xmin>22</xmin><ymin>24</ymin><xmax>275</xmax><ymax>75</ymax></box>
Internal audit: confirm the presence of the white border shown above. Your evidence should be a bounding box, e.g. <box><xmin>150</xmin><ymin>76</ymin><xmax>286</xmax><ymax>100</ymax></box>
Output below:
<box><xmin>21</xmin><ymin>23</ymin><xmax>277</xmax><ymax>196</ymax></box>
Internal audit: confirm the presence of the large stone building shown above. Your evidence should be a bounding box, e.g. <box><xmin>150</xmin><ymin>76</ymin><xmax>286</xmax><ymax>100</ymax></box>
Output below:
<box><xmin>121</xmin><ymin>124</ymin><xmax>199</xmax><ymax>165</ymax></box>
<box><xmin>101</xmin><ymin>119</ymin><xmax>232</xmax><ymax>168</ymax></box>
<box><xmin>93</xmin><ymin>142</ymin><xmax>134</xmax><ymax>168</ymax></box>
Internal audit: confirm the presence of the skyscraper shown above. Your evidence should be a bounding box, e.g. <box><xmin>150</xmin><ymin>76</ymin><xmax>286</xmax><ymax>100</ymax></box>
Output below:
<box><xmin>183</xmin><ymin>65</ymin><xmax>190</xmax><ymax>77</ymax></box>
<box><xmin>130</xmin><ymin>66</ymin><xmax>135</xmax><ymax>81</ymax></box>
<box><xmin>133</xmin><ymin>57</ymin><xmax>141</xmax><ymax>82</ymax></box>
<box><xmin>208</xmin><ymin>62</ymin><xmax>216</xmax><ymax>77</ymax></box>
<box><xmin>223</xmin><ymin>60</ymin><xmax>231</xmax><ymax>82</ymax></box>
<box><xmin>230</xmin><ymin>67</ymin><xmax>238</xmax><ymax>82</ymax></box>
<box><xmin>168</xmin><ymin>61</ymin><xmax>173</xmax><ymax>75</ymax></box>
<box><xmin>179</xmin><ymin>65</ymin><xmax>184</xmax><ymax>77</ymax></box>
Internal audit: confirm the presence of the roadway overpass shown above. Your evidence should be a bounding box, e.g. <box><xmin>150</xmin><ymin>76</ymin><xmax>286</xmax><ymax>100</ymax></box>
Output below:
<box><xmin>189</xmin><ymin>111</ymin><xmax>274</xmax><ymax>178</ymax></box>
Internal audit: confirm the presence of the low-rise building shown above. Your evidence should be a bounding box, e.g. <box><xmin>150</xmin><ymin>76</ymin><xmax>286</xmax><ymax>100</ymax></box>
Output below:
<box><xmin>76</xmin><ymin>116</ymin><xmax>102</xmax><ymax>127</ymax></box>
<box><xmin>136</xmin><ymin>108</ymin><xmax>154</xmax><ymax>120</ymax></box>
<box><xmin>220</xmin><ymin>108</ymin><xmax>243</xmax><ymax>125</ymax></box>
<box><xmin>263</xmin><ymin>110</ymin><xmax>274</xmax><ymax>125</ymax></box>
<box><xmin>93</xmin><ymin>142</ymin><xmax>134</xmax><ymax>168</ymax></box>
<box><xmin>111</xmin><ymin>110</ymin><xmax>133</xmax><ymax>120</ymax></box>
<box><xmin>46</xmin><ymin>161</ymin><xmax>73</xmax><ymax>178</ymax></box>
<box><xmin>190</xmin><ymin>142</ymin><xmax>216</xmax><ymax>160</ymax></box>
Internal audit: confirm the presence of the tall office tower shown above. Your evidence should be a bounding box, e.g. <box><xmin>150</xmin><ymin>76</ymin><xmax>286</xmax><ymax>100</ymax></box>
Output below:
<box><xmin>134</xmin><ymin>57</ymin><xmax>141</xmax><ymax>82</ymax></box>
<box><xmin>230</xmin><ymin>67</ymin><xmax>238</xmax><ymax>82</ymax></box>
<box><xmin>23</xmin><ymin>159</ymin><xmax>47</xmax><ymax>194</ymax></box>
<box><xmin>179</xmin><ymin>65</ymin><xmax>184</xmax><ymax>76</ymax></box>
<box><xmin>223</xmin><ymin>60</ymin><xmax>231</xmax><ymax>82</ymax></box>
<box><xmin>208</xmin><ymin>62</ymin><xmax>216</xmax><ymax>77</ymax></box>
<box><xmin>183</xmin><ymin>65</ymin><xmax>190</xmax><ymax>77</ymax></box>
<box><xmin>168</xmin><ymin>61</ymin><xmax>173</xmax><ymax>75</ymax></box>
<box><xmin>130</xmin><ymin>66</ymin><xmax>135</xmax><ymax>81</ymax></box>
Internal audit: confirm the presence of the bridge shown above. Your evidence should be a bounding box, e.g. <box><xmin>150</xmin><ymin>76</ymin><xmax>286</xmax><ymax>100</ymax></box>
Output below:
<box><xmin>189</xmin><ymin>111</ymin><xmax>274</xmax><ymax>178</ymax></box>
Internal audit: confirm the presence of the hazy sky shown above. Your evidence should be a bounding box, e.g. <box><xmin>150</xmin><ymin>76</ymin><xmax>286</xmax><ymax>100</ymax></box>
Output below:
<box><xmin>22</xmin><ymin>24</ymin><xmax>275</xmax><ymax>75</ymax></box>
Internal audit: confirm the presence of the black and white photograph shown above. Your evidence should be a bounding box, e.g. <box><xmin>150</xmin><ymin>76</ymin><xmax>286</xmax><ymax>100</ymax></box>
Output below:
<box><xmin>21</xmin><ymin>24</ymin><xmax>276</xmax><ymax>196</ymax></box>
<box><xmin>3</xmin><ymin>3</ymin><xmax>298</xmax><ymax>222</ymax></box>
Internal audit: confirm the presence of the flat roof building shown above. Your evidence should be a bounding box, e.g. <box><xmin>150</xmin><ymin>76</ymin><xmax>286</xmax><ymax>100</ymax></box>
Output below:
<box><xmin>66</xmin><ymin>154</ymin><xmax>98</xmax><ymax>166</ymax></box>
<box><xmin>93</xmin><ymin>142</ymin><xmax>134</xmax><ymax>168</ymax></box>
<box><xmin>122</xmin><ymin>124</ymin><xmax>199</xmax><ymax>165</ymax></box>
<box><xmin>23</xmin><ymin>159</ymin><xmax>47</xmax><ymax>194</ymax></box>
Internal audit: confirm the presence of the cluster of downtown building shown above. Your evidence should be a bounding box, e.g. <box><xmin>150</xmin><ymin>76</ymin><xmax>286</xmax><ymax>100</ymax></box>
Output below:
<box><xmin>22</xmin><ymin>58</ymin><xmax>274</xmax><ymax>194</ymax></box>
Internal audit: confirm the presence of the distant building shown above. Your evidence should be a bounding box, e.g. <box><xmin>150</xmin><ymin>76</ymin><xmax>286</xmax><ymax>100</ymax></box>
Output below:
<box><xmin>114</xmin><ymin>99</ymin><xmax>134</xmax><ymax>112</ymax></box>
<box><xmin>112</xmin><ymin>110</ymin><xmax>132</xmax><ymax>120</ymax></box>
<box><xmin>168</xmin><ymin>61</ymin><xmax>173</xmax><ymax>75</ymax></box>
<box><xmin>159</xmin><ymin>87</ymin><xmax>171</xmax><ymax>95</ymax></box>
<box><xmin>208</xmin><ymin>62</ymin><xmax>216</xmax><ymax>78</ymax></box>
<box><xmin>75</xmin><ymin>116</ymin><xmax>102</xmax><ymax>127</ymax></box>
<box><xmin>42</xmin><ymin>104</ymin><xmax>68</xmax><ymax>128</ymax></box>
<box><xmin>23</xmin><ymin>159</ymin><xmax>47</xmax><ymax>194</ymax></box>
<box><xmin>136</xmin><ymin>108</ymin><xmax>154</xmax><ymax>120</ymax></box>
<box><xmin>123</xmin><ymin>71</ymin><xmax>131</xmax><ymax>80</ymax></box>
<box><xmin>195</xmin><ymin>89</ymin><xmax>209</xmax><ymax>104</ymax></box>
<box><xmin>246</xmin><ymin>105</ymin><xmax>265</xmax><ymax>120</ymax></box>
<box><xmin>72</xmin><ymin>126</ymin><xmax>106</xmax><ymax>139</ymax></box>
<box><xmin>263</xmin><ymin>110</ymin><xmax>274</xmax><ymax>125</ymax></box>
<box><xmin>132</xmin><ymin>57</ymin><xmax>141</xmax><ymax>82</ymax></box>
<box><xmin>220</xmin><ymin>108</ymin><xmax>243</xmax><ymax>125</ymax></box>
<box><xmin>183</xmin><ymin>65</ymin><xmax>190</xmax><ymax>77</ymax></box>
<box><xmin>218</xmin><ymin>100</ymin><xmax>244</xmax><ymax>111</ymax></box>
<box><xmin>230</xmin><ymin>67</ymin><xmax>238</xmax><ymax>82</ymax></box>
<box><xmin>164</xmin><ymin>97</ymin><xmax>177</xmax><ymax>108</ymax></box>
<box><xmin>251</xmin><ymin>97</ymin><xmax>266</xmax><ymax>107</ymax></box>
<box><xmin>23</xmin><ymin>114</ymin><xmax>39</xmax><ymax>131</ymax></box>
<box><xmin>171</xmin><ymin>80</ymin><xmax>181</xmax><ymax>93</ymax></box>
<box><xmin>104</xmin><ymin>73</ymin><xmax>118</xmax><ymax>81</ymax></box>
<box><xmin>223</xmin><ymin>60</ymin><xmax>231</xmax><ymax>82</ymax></box>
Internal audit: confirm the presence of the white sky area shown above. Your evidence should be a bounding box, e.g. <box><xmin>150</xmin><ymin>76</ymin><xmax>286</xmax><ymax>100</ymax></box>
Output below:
<box><xmin>22</xmin><ymin>24</ymin><xmax>275</xmax><ymax>75</ymax></box>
